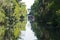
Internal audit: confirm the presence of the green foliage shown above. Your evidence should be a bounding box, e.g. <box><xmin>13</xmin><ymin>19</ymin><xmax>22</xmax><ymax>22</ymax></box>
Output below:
<box><xmin>0</xmin><ymin>26</ymin><xmax>5</xmax><ymax>40</ymax></box>
<box><xmin>31</xmin><ymin>0</ymin><xmax>60</xmax><ymax>40</ymax></box>
<box><xmin>13</xmin><ymin>23</ymin><xmax>20</xmax><ymax>38</ymax></box>
<box><xmin>0</xmin><ymin>0</ymin><xmax>27</xmax><ymax>40</ymax></box>
<box><xmin>0</xmin><ymin>11</ymin><xmax>5</xmax><ymax>22</ymax></box>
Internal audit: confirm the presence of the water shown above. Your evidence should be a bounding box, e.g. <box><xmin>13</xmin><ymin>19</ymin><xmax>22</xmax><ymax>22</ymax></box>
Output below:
<box><xmin>18</xmin><ymin>20</ymin><xmax>37</xmax><ymax>40</ymax></box>
<box><xmin>18</xmin><ymin>0</ymin><xmax>37</xmax><ymax>40</ymax></box>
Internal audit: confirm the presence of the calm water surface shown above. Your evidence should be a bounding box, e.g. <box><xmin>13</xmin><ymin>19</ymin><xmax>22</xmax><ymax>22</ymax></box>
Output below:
<box><xmin>18</xmin><ymin>0</ymin><xmax>37</xmax><ymax>40</ymax></box>
<box><xmin>18</xmin><ymin>20</ymin><xmax>37</xmax><ymax>40</ymax></box>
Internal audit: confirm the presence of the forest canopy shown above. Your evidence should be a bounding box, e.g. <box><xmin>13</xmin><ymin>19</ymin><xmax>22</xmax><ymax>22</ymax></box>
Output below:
<box><xmin>0</xmin><ymin>0</ymin><xmax>27</xmax><ymax>40</ymax></box>
<box><xmin>30</xmin><ymin>0</ymin><xmax>60</xmax><ymax>40</ymax></box>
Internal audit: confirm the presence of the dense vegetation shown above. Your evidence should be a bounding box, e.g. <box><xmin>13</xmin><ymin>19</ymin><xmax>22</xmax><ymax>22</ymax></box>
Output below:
<box><xmin>0</xmin><ymin>0</ymin><xmax>27</xmax><ymax>40</ymax></box>
<box><xmin>30</xmin><ymin>0</ymin><xmax>60</xmax><ymax>40</ymax></box>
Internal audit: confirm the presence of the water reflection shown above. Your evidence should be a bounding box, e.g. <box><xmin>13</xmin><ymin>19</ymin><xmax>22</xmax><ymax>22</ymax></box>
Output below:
<box><xmin>18</xmin><ymin>0</ymin><xmax>37</xmax><ymax>39</ymax></box>
<box><xmin>18</xmin><ymin>21</ymin><xmax>37</xmax><ymax>40</ymax></box>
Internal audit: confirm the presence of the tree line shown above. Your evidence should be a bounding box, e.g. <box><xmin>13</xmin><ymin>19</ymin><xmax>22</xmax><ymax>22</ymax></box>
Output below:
<box><xmin>30</xmin><ymin>0</ymin><xmax>60</xmax><ymax>40</ymax></box>
<box><xmin>0</xmin><ymin>0</ymin><xmax>27</xmax><ymax>40</ymax></box>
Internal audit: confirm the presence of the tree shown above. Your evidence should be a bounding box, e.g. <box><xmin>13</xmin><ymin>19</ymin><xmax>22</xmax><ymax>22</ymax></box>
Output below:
<box><xmin>30</xmin><ymin>0</ymin><xmax>60</xmax><ymax>40</ymax></box>
<box><xmin>0</xmin><ymin>0</ymin><xmax>27</xmax><ymax>40</ymax></box>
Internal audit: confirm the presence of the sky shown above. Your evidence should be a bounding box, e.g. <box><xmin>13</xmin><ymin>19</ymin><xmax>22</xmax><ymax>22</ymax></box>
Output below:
<box><xmin>21</xmin><ymin>0</ymin><xmax>34</xmax><ymax>9</ymax></box>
